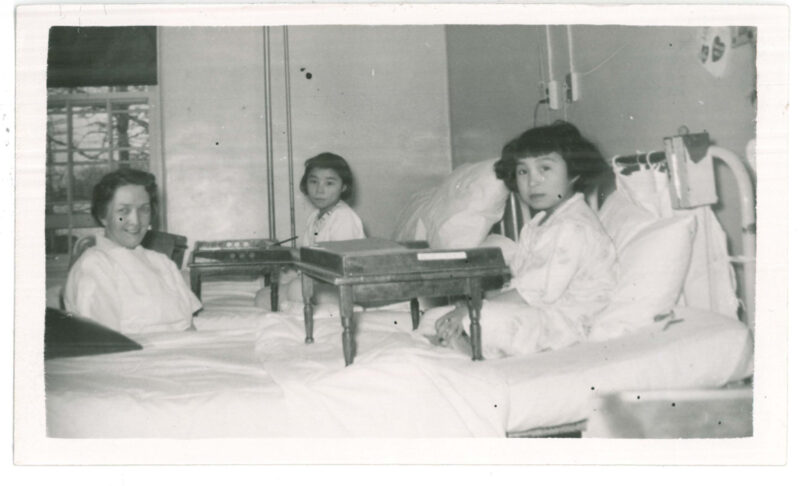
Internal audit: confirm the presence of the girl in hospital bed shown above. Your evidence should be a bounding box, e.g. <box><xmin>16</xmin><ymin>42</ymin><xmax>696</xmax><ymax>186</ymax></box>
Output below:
<box><xmin>255</xmin><ymin>152</ymin><xmax>365</xmax><ymax>308</ymax></box>
<box><xmin>434</xmin><ymin>122</ymin><xmax>617</xmax><ymax>358</ymax></box>
<box><xmin>63</xmin><ymin>168</ymin><xmax>202</xmax><ymax>335</ymax></box>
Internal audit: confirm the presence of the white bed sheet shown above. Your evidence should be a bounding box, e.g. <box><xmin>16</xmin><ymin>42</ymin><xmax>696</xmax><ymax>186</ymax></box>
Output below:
<box><xmin>491</xmin><ymin>306</ymin><xmax>753</xmax><ymax>432</ymax></box>
<box><xmin>45</xmin><ymin>325</ymin><xmax>292</xmax><ymax>438</ymax></box>
<box><xmin>45</xmin><ymin>281</ymin><xmax>753</xmax><ymax>438</ymax></box>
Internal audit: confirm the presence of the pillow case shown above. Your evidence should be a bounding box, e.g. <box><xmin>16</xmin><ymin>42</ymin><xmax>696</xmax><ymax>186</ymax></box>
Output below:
<box><xmin>612</xmin><ymin>159</ymin><xmax>673</xmax><ymax>218</ymax></box>
<box><xmin>479</xmin><ymin>234</ymin><xmax>519</xmax><ymax>264</ymax></box>
<box><xmin>677</xmin><ymin>206</ymin><xmax>740</xmax><ymax>318</ymax></box>
<box><xmin>590</xmin><ymin>213</ymin><xmax>697</xmax><ymax>342</ymax></box>
<box><xmin>600</xmin><ymin>158</ymin><xmax>739</xmax><ymax>320</ymax></box>
<box><xmin>420</xmin><ymin>159</ymin><xmax>509</xmax><ymax>249</ymax></box>
<box><xmin>391</xmin><ymin>186</ymin><xmax>435</xmax><ymax>242</ymax></box>
<box><xmin>598</xmin><ymin>189</ymin><xmax>657</xmax><ymax>253</ymax></box>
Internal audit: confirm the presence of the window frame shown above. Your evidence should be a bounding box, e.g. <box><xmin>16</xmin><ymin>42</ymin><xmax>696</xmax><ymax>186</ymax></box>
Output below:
<box><xmin>45</xmin><ymin>85</ymin><xmax>164</xmax><ymax>259</ymax></box>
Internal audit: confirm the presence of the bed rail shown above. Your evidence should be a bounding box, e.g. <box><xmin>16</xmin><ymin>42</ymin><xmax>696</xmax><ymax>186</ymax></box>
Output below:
<box><xmin>707</xmin><ymin>146</ymin><xmax>756</xmax><ymax>329</ymax></box>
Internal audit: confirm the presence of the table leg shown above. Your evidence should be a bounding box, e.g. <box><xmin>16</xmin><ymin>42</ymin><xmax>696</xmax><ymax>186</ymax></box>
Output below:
<box><xmin>269</xmin><ymin>266</ymin><xmax>279</xmax><ymax>312</ymax></box>
<box><xmin>465</xmin><ymin>278</ymin><xmax>484</xmax><ymax>361</ymax></box>
<box><xmin>410</xmin><ymin>298</ymin><xmax>420</xmax><ymax>330</ymax></box>
<box><xmin>190</xmin><ymin>270</ymin><xmax>202</xmax><ymax>300</ymax></box>
<box><xmin>339</xmin><ymin>285</ymin><xmax>356</xmax><ymax>366</ymax></box>
<box><xmin>301</xmin><ymin>272</ymin><xmax>315</xmax><ymax>344</ymax></box>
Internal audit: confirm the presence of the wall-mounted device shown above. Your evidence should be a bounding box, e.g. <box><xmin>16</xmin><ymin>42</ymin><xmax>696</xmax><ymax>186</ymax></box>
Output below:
<box><xmin>565</xmin><ymin>72</ymin><xmax>580</xmax><ymax>103</ymax></box>
<box><xmin>547</xmin><ymin>79</ymin><xmax>560</xmax><ymax>110</ymax></box>
<box><xmin>664</xmin><ymin>131</ymin><xmax>717</xmax><ymax>209</ymax></box>
<box><xmin>565</xmin><ymin>26</ymin><xmax>580</xmax><ymax>103</ymax></box>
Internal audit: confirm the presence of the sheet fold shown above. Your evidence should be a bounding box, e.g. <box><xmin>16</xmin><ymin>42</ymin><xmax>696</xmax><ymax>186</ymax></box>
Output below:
<box><xmin>254</xmin><ymin>311</ymin><xmax>510</xmax><ymax>437</ymax></box>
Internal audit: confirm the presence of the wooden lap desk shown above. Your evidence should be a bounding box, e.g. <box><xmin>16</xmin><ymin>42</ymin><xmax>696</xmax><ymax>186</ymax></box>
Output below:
<box><xmin>188</xmin><ymin>239</ymin><xmax>295</xmax><ymax>311</ymax></box>
<box><xmin>296</xmin><ymin>238</ymin><xmax>510</xmax><ymax>366</ymax></box>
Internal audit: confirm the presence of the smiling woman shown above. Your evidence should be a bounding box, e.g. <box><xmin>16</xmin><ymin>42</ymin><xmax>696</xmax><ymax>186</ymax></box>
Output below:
<box><xmin>100</xmin><ymin>184</ymin><xmax>152</xmax><ymax>248</ymax></box>
<box><xmin>62</xmin><ymin>169</ymin><xmax>202</xmax><ymax>335</ymax></box>
<box><xmin>91</xmin><ymin>170</ymin><xmax>157</xmax><ymax>249</ymax></box>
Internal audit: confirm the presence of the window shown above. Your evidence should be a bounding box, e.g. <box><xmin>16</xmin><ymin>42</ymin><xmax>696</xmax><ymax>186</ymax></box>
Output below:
<box><xmin>45</xmin><ymin>85</ymin><xmax>160</xmax><ymax>256</ymax></box>
<box><xmin>45</xmin><ymin>26</ymin><xmax>159</xmax><ymax>258</ymax></box>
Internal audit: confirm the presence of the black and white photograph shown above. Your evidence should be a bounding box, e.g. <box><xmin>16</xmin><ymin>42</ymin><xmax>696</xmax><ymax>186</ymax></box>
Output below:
<box><xmin>9</xmin><ymin>2</ymin><xmax>790</xmax><ymax>471</ymax></box>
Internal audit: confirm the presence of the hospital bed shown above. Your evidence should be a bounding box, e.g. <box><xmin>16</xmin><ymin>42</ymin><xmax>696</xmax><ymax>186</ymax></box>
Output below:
<box><xmin>44</xmin><ymin>135</ymin><xmax>755</xmax><ymax>440</ymax></box>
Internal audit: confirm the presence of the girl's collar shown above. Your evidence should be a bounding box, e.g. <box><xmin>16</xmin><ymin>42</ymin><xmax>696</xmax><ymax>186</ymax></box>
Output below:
<box><xmin>316</xmin><ymin>200</ymin><xmax>344</xmax><ymax>220</ymax></box>
<box><xmin>530</xmin><ymin>192</ymin><xmax>583</xmax><ymax>226</ymax></box>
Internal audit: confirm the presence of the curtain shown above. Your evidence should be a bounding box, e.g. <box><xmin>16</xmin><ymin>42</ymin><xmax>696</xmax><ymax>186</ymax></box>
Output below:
<box><xmin>47</xmin><ymin>26</ymin><xmax>157</xmax><ymax>87</ymax></box>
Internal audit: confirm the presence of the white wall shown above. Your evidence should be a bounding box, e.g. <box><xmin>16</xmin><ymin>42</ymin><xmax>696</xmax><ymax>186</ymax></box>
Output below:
<box><xmin>446</xmin><ymin>26</ymin><xmax>547</xmax><ymax>167</ymax></box>
<box><xmin>159</xmin><ymin>25</ymin><xmax>755</xmax><ymax>259</ymax></box>
<box><xmin>158</xmin><ymin>26</ymin><xmax>452</xmax><ymax>248</ymax></box>
<box><xmin>159</xmin><ymin>27</ymin><xmax>270</xmax><ymax>244</ymax></box>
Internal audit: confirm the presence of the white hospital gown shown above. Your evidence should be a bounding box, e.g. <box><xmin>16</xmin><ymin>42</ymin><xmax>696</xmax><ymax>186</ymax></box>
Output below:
<box><xmin>261</xmin><ymin>201</ymin><xmax>365</xmax><ymax>307</ymax></box>
<box><xmin>63</xmin><ymin>234</ymin><xmax>202</xmax><ymax>335</ymax></box>
<box><xmin>477</xmin><ymin>193</ymin><xmax>618</xmax><ymax>357</ymax></box>
<box><xmin>300</xmin><ymin>200</ymin><xmax>365</xmax><ymax>246</ymax></box>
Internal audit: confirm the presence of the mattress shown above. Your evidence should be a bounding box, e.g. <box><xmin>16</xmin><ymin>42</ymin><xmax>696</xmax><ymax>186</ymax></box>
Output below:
<box><xmin>45</xmin><ymin>280</ymin><xmax>753</xmax><ymax>438</ymax></box>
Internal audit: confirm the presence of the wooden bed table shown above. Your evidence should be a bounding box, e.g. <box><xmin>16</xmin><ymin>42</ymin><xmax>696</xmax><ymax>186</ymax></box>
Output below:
<box><xmin>188</xmin><ymin>239</ymin><xmax>295</xmax><ymax>311</ymax></box>
<box><xmin>296</xmin><ymin>238</ymin><xmax>510</xmax><ymax>366</ymax></box>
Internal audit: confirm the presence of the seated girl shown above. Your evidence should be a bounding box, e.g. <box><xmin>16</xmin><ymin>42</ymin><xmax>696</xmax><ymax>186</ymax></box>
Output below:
<box><xmin>297</xmin><ymin>152</ymin><xmax>365</xmax><ymax>247</ymax></box>
<box><xmin>435</xmin><ymin>121</ymin><xmax>617</xmax><ymax>357</ymax></box>
<box><xmin>63</xmin><ymin>168</ymin><xmax>202</xmax><ymax>335</ymax></box>
<box><xmin>255</xmin><ymin>152</ymin><xmax>365</xmax><ymax>309</ymax></box>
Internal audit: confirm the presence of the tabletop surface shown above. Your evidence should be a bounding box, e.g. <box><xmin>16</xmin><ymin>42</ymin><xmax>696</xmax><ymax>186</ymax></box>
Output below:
<box><xmin>298</xmin><ymin>238</ymin><xmax>509</xmax><ymax>280</ymax></box>
<box><xmin>190</xmin><ymin>239</ymin><xmax>295</xmax><ymax>267</ymax></box>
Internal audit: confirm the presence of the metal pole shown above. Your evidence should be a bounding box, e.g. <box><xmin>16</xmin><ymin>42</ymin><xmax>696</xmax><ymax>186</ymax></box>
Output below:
<box><xmin>263</xmin><ymin>27</ymin><xmax>276</xmax><ymax>240</ymax></box>
<box><xmin>66</xmin><ymin>100</ymin><xmax>74</xmax><ymax>261</ymax></box>
<box><xmin>283</xmin><ymin>26</ymin><xmax>296</xmax><ymax>246</ymax></box>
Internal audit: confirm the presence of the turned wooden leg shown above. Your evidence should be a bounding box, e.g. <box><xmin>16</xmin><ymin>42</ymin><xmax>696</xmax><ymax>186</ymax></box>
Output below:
<box><xmin>190</xmin><ymin>270</ymin><xmax>202</xmax><ymax>300</ymax></box>
<box><xmin>301</xmin><ymin>272</ymin><xmax>315</xmax><ymax>344</ymax></box>
<box><xmin>339</xmin><ymin>285</ymin><xmax>356</xmax><ymax>366</ymax></box>
<box><xmin>465</xmin><ymin>278</ymin><xmax>484</xmax><ymax>361</ymax></box>
<box><xmin>269</xmin><ymin>267</ymin><xmax>279</xmax><ymax>312</ymax></box>
<box><xmin>410</xmin><ymin>298</ymin><xmax>420</xmax><ymax>330</ymax></box>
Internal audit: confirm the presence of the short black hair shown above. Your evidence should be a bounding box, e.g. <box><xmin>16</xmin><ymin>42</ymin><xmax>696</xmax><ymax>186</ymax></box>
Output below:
<box><xmin>299</xmin><ymin>152</ymin><xmax>355</xmax><ymax>201</ymax></box>
<box><xmin>91</xmin><ymin>168</ymin><xmax>158</xmax><ymax>226</ymax></box>
<box><xmin>494</xmin><ymin>121</ymin><xmax>611</xmax><ymax>194</ymax></box>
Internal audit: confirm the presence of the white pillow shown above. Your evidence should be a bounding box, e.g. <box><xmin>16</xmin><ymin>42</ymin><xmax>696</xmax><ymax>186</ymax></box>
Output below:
<box><xmin>611</xmin><ymin>160</ymin><xmax>673</xmax><ymax>218</ymax></box>
<box><xmin>479</xmin><ymin>234</ymin><xmax>518</xmax><ymax>264</ymax></box>
<box><xmin>598</xmin><ymin>189</ymin><xmax>657</xmax><ymax>253</ymax></box>
<box><xmin>392</xmin><ymin>187</ymin><xmax>435</xmax><ymax>242</ymax></box>
<box><xmin>421</xmin><ymin>159</ymin><xmax>509</xmax><ymax>249</ymax></box>
<box><xmin>601</xmin><ymin>162</ymin><xmax>739</xmax><ymax>321</ymax></box>
<box><xmin>590</xmin><ymin>214</ymin><xmax>697</xmax><ymax>341</ymax></box>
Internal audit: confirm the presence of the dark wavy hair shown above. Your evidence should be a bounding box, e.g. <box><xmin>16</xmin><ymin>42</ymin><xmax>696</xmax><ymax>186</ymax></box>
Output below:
<box><xmin>493</xmin><ymin>121</ymin><xmax>611</xmax><ymax>195</ymax></box>
<box><xmin>91</xmin><ymin>168</ymin><xmax>158</xmax><ymax>226</ymax></box>
<box><xmin>299</xmin><ymin>152</ymin><xmax>355</xmax><ymax>201</ymax></box>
